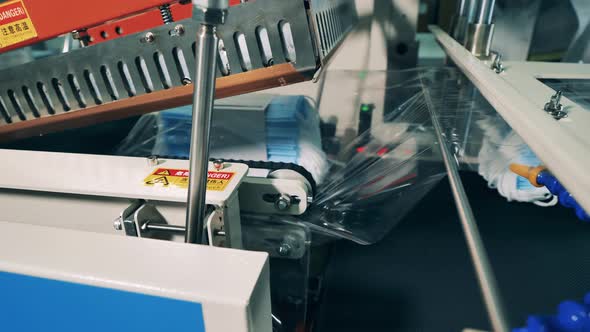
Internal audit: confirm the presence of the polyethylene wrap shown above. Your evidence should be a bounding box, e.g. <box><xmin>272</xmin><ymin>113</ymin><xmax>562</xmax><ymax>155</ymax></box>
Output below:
<box><xmin>116</xmin><ymin>68</ymin><xmax>545</xmax><ymax>245</ymax></box>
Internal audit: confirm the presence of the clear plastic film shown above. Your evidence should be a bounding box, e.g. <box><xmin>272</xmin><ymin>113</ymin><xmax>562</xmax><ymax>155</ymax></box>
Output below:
<box><xmin>240</xmin><ymin>214</ymin><xmax>311</xmax><ymax>331</ymax></box>
<box><xmin>114</xmin><ymin>67</ymin><xmax>547</xmax><ymax>245</ymax></box>
<box><xmin>115</xmin><ymin>94</ymin><xmax>329</xmax><ymax>184</ymax></box>
<box><xmin>301</xmin><ymin>67</ymin><xmax>551</xmax><ymax>244</ymax></box>
<box><xmin>428</xmin><ymin>71</ymin><xmax>556</xmax><ymax>206</ymax></box>
<box><xmin>302</xmin><ymin>69</ymin><xmax>448</xmax><ymax>244</ymax></box>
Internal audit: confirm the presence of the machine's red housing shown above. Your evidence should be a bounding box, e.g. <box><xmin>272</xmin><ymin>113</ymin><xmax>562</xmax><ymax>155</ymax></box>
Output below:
<box><xmin>85</xmin><ymin>2</ymin><xmax>193</xmax><ymax>46</ymax></box>
<box><xmin>0</xmin><ymin>0</ymin><xmax>243</xmax><ymax>53</ymax></box>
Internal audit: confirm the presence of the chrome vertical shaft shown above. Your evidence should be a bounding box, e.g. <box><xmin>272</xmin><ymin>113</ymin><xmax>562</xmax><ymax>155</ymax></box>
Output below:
<box><xmin>185</xmin><ymin>24</ymin><xmax>218</xmax><ymax>244</ymax></box>
<box><xmin>185</xmin><ymin>0</ymin><xmax>228</xmax><ymax>244</ymax></box>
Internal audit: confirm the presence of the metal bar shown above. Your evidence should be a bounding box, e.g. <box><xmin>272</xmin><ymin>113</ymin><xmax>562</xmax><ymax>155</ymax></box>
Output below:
<box><xmin>457</xmin><ymin>0</ymin><xmax>468</xmax><ymax>16</ymax></box>
<box><xmin>144</xmin><ymin>222</ymin><xmax>186</xmax><ymax>233</ymax></box>
<box><xmin>466</xmin><ymin>0</ymin><xmax>478</xmax><ymax>23</ymax></box>
<box><xmin>476</xmin><ymin>0</ymin><xmax>496</xmax><ymax>24</ymax></box>
<box><xmin>430</xmin><ymin>24</ymin><xmax>590</xmax><ymax>216</ymax></box>
<box><xmin>463</xmin><ymin>0</ymin><xmax>495</xmax><ymax>58</ymax></box>
<box><xmin>137</xmin><ymin>222</ymin><xmax>228</xmax><ymax>236</ymax></box>
<box><xmin>185</xmin><ymin>23</ymin><xmax>219</xmax><ymax>244</ymax></box>
<box><xmin>422</xmin><ymin>87</ymin><xmax>510</xmax><ymax>332</ymax></box>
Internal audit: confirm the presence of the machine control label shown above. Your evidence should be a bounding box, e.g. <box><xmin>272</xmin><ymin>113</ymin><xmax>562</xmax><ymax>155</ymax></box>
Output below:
<box><xmin>144</xmin><ymin>168</ymin><xmax>235</xmax><ymax>192</ymax></box>
<box><xmin>0</xmin><ymin>0</ymin><xmax>37</xmax><ymax>49</ymax></box>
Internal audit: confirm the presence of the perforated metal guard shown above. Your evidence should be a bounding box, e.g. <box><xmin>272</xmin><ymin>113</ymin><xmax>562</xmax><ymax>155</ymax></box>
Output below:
<box><xmin>0</xmin><ymin>0</ymin><xmax>357</xmax><ymax>128</ymax></box>
<box><xmin>308</xmin><ymin>0</ymin><xmax>358</xmax><ymax>60</ymax></box>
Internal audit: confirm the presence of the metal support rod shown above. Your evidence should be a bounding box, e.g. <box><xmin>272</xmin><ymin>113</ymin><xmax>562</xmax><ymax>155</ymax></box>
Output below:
<box><xmin>144</xmin><ymin>222</ymin><xmax>187</xmax><ymax>233</ymax></box>
<box><xmin>466</xmin><ymin>0</ymin><xmax>478</xmax><ymax>23</ymax></box>
<box><xmin>422</xmin><ymin>88</ymin><xmax>510</xmax><ymax>332</ymax></box>
<box><xmin>143</xmin><ymin>222</ymin><xmax>227</xmax><ymax>237</ymax></box>
<box><xmin>456</xmin><ymin>0</ymin><xmax>468</xmax><ymax>16</ymax></box>
<box><xmin>476</xmin><ymin>0</ymin><xmax>496</xmax><ymax>24</ymax></box>
<box><xmin>185</xmin><ymin>24</ymin><xmax>219</xmax><ymax>244</ymax></box>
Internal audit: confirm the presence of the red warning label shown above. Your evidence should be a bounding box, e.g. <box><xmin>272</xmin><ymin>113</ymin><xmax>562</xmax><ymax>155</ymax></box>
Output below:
<box><xmin>0</xmin><ymin>1</ymin><xmax>27</xmax><ymax>25</ymax></box>
<box><xmin>0</xmin><ymin>0</ymin><xmax>37</xmax><ymax>49</ymax></box>
<box><xmin>144</xmin><ymin>168</ymin><xmax>235</xmax><ymax>191</ymax></box>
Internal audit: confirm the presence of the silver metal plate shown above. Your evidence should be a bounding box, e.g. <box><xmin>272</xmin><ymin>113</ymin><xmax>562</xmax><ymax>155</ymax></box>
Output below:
<box><xmin>0</xmin><ymin>0</ymin><xmax>357</xmax><ymax>127</ymax></box>
<box><xmin>308</xmin><ymin>0</ymin><xmax>358</xmax><ymax>59</ymax></box>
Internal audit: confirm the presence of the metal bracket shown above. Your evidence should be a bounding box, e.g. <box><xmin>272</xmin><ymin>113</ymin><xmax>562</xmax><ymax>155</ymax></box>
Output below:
<box><xmin>544</xmin><ymin>90</ymin><xmax>568</xmax><ymax>120</ymax></box>
<box><xmin>122</xmin><ymin>201</ymin><xmax>169</xmax><ymax>238</ymax></box>
<box><xmin>490</xmin><ymin>51</ymin><xmax>504</xmax><ymax>74</ymax></box>
<box><xmin>120</xmin><ymin>201</ymin><xmax>228</xmax><ymax>246</ymax></box>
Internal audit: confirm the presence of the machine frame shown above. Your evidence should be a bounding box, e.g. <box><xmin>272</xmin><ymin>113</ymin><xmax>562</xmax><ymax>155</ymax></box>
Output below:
<box><xmin>430</xmin><ymin>25</ymin><xmax>590</xmax><ymax>214</ymax></box>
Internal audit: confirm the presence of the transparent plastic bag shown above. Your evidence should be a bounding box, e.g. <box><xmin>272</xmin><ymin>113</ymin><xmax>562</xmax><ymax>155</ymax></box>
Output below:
<box><xmin>302</xmin><ymin>67</ymin><xmax>549</xmax><ymax>244</ymax></box>
<box><xmin>302</xmin><ymin>69</ymin><xmax>451</xmax><ymax>244</ymax></box>
<box><xmin>241</xmin><ymin>214</ymin><xmax>311</xmax><ymax>332</ymax></box>
<box><xmin>114</xmin><ymin>67</ymin><xmax>545</xmax><ymax>245</ymax></box>
<box><xmin>115</xmin><ymin>94</ymin><xmax>328</xmax><ymax>184</ymax></box>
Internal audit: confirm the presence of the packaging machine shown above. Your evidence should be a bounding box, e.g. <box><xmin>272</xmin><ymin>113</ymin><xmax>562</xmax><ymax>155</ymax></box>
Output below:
<box><xmin>1</xmin><ymin>0</ymin><xmax>590</xmax><ymax>331</ymax></box>
<box><xmin>0</xmin><ymin>0</ymin><xmax>357</xmax><ymax>331</ymax></box>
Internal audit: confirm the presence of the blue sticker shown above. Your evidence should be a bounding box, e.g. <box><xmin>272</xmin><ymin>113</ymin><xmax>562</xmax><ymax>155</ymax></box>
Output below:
<box><xmin>0</xmin><ymin>271</ymin><xmax>205</xmax><ymax>332</ymax></box>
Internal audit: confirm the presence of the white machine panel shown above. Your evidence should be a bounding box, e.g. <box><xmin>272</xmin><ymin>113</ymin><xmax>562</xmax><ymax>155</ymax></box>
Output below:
<box><xmin>0</xmin><ymin>149</ymin><xmax>248</xmax><ymax>205</ymax></box>
<box><xmin>0</xmin><ymin>221</ymin><xmax>271</xmax><ymax>332</ymax></box>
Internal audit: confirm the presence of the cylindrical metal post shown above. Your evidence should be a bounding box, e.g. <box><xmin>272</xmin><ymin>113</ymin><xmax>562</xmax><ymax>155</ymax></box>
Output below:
<box><xmin>456</xmin><ymin>0</ymin><xmax>468</xmax><ymax>16</ymax></box>
<box><xmin>422</xmin><ymin>88</ymin><xmax>510</xmax><ymax>332</ymax></box>
<box><xmin>464</xmin><ymin>0</ymin><xmax>496</xmax><ymax>58</ymax></box>
<box><xmin>453</xmin><ymin>0</ymin><xmax>476</xmax><ymax>43</ymax></box>
<box><xmin>185</xmin><ymin>24</ymin><xmax>219</xmax><ymax>244</ymax></box>
<box><xmin>476</xmin><ymin>0</ymin><xmax>496</xmax><ymax>24</ymax></box>
<box><xmin>466</xmin><ymin>0</ymin><xmax>478</xmax><ymax>23</ymax></box>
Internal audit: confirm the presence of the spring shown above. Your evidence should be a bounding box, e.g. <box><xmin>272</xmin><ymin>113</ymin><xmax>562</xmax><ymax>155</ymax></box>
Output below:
<box><xmin>159</xmin><ymin>4</ymin><xmax>174</xmax><ymax>24</ymax></box>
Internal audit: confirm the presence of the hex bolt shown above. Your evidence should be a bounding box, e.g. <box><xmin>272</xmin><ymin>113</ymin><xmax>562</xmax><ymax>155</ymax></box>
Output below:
<box><xmin>113</xmin><ymin>218</ymin><xmax>123</xmax><ymax>231</ymax></box>
<box><xmin>278</xmin><ymin>243</ymin><xmax>291</xmax><ymax>256</ymax></box>
<box><xmin>213</xmin><ymin>159</ymin><xmax>224</xmax><ymax>170</ymax></box>
<box><xmin>491</xmin><ymin>52</ymin><xmax>504</xmax><ymax>73</ymax></box>
<box><xmin>545</xmin><ymin>91</ymin><xmax>563</xmax><ymax>111</ymax></box>
<box><xmin>147</xmin><ymin>155</ymin><xmax>159</xmax><ymax>166</ymax></box>
<box><xmin>173</xmin><ymin>24</ymin><xmax>185</xmax><ymax>36</ymax></box>
<box><xmin>544</xmin><ymin>90</ymin><xmax>567</xmax><ymax>119</ymax></box>
<box><xmin>275</xmin><ymin>194</ymin><xmax>292</xmax><ymax>211</ymax></box>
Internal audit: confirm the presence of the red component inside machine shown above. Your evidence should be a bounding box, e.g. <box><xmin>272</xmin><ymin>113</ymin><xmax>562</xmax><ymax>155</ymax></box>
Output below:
<box><xmin>73</xmin><ymin>0</ymin><xmax>246</xmax><ymax>46</ymax></box>
<box><xmin>0</xmin><ymin>0</ymin><xmax>244</xmax><ymax>53</ymax></box>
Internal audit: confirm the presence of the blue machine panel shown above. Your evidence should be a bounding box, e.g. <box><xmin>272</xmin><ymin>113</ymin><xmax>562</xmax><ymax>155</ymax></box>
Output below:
<box><xmin>0</xmin><ymin>271</ymin><xmax>206</xmax><ymax>332</ymax></box>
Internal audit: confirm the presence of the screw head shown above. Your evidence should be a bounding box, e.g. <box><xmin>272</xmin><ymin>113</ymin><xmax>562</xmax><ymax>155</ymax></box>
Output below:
<box><xmin>213</xmin><ymin>159</ymin><xmax>224</xmax><ymax>170</ymax></box>
<box><xmin>278</xmin><ymin>243</ymin><xmax>291</xmax><ymax>256</ymax></box>
<box><xmin>173</xmin><ymin>24</ymin><xmax>185</xmax><ymax>36</ymax></box>
<box><xmin>113</xmin><ymin>219</ymin><xmax>123</xmax><ymax>231</ymax></box>
<box><xmin>143</xmin><ymin>32</ymin><xmax>155</xmax><ymax>43</ymax></box>
<box><xmin>275</xmin><ymin>194</ymin><xmax>291</xmax><ymax>211</ymax></box>
<box><xmin>147</xmin><ymin>155</ymin><xmax>159</xmax><ymax>166</ymax></box>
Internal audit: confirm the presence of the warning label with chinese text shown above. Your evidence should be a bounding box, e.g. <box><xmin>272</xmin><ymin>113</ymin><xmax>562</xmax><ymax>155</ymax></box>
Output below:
<box><xmin>0</xmin><ymin>0</ymin><xmax>37</xmax><ymax>49</ymax></box>
<box><xmin>144</xmin><ymin>168</ymin><xmax>235</xmax><ymax>192</ymax></box>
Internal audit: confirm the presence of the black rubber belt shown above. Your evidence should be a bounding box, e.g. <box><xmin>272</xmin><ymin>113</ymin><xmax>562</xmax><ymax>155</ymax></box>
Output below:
<box><xmin>151</xmin><ymin>155</ymin><xmax>317</xmax><ymax>196</ymax></box>
<box><xmin>216</xmin><ymin>158</ymin><xmax>317</xmax><ymax>196</ymax></box>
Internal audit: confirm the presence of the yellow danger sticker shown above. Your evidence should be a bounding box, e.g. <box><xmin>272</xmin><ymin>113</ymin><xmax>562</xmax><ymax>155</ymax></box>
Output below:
<box><xmin>0</xmin><ymin>0</ymin><xmax>37</xmax><ymax>49</ymax></box>
<box><xmin>144</xmin><ymin>168</ymin><xmax>235</xmax><ymax>192</ymax></box>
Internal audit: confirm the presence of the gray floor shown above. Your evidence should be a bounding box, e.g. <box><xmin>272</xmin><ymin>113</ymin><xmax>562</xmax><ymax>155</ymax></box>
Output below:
<box><xmin>317</xmin><ymin>172</ymin><xmax>590</xmax><ymax>331</ymax></box>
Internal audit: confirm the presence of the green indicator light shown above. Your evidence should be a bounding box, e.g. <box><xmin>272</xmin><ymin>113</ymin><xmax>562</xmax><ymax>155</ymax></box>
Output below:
<box><xmin>361</xmin><ymin>105</ymin><xmax>370</xmax><ymax>112</ymax></box>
